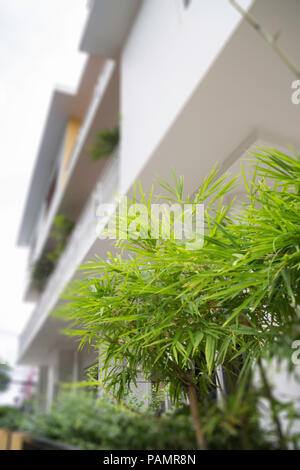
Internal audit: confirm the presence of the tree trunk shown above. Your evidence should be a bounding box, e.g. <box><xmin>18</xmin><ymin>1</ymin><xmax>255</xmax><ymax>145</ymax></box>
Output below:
<box><xmin>187</xmin><ymin>383</ymin><xmax>207</xmax><ymax>450</ymax></box>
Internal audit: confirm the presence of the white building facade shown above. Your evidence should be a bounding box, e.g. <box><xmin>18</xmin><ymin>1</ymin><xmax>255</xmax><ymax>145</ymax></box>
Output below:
<box><xmin>17</xmin><ymin>0</ymin><xmax>300</xmax><ymax>411</ymax></box>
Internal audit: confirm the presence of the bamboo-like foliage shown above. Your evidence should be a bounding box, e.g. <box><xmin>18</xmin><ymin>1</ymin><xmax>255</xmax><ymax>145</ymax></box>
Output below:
<box><xmin>56</xmin><ymin>148</ymin><xmax>300</xmax><ymax>449</ymax></box>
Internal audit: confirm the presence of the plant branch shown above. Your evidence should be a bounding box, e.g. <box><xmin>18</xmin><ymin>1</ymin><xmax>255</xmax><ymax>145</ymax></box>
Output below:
<box><xmin>186</xmin><ymin>380</ymin><xmax>207</xmax><ymax>450</ymax></box>
<box><xmin>229</xmin><ymin>0</ymin><xmax>300</xmax><ymax>78</ymax></box>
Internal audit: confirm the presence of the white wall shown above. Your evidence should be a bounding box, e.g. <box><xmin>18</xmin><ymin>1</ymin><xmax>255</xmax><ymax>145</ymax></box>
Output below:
<box><xmin>254</xmin><ymin>360</ymin><xmax>300</xmax><ymax>446</ymax></box>
<box><xmin>120</xmin><ymin>0</ymin><xmax>252</xmax><ymax>194</ymax></box>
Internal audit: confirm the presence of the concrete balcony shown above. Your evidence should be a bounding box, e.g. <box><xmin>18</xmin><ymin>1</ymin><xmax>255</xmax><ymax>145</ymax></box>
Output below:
<box><xmin>18</xmin><ymin>152</ymin><xmax>119</xmax><ymax>365</ymax></box>
<box><xmin>22</xmin><ymin>58</ymin><xmax>119</xmax><ymax>302</ymax></box>
<box><xmin>33</xmin><ymin>60</ymin><xmax>116</xmax><ymax>267</ymax></box>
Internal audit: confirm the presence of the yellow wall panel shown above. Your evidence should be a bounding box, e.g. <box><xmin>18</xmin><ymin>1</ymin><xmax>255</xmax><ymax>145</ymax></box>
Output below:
<box><xmin>0</xmin><ymin>429</ymin><xmax>11</xmax><ymax>450</ymax></box>
<box><xmin>60</xmin><ymin>118</ymin><xmax>81</xmax><ymax>187</ymax></box>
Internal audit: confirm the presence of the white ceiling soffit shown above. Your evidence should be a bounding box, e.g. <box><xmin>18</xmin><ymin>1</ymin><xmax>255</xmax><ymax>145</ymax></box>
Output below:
<box><xmin>80</xmin><ymin>0</ymin><xmax>141</xmax><ymax>57</ymax></box>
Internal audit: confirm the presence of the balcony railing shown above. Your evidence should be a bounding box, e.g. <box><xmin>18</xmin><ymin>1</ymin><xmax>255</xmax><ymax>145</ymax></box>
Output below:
<box><xmin>29</xmin><ymin>59</ymin><xmax>116</xmax><ymax>269</ymax></box>
<box><xmin>19</xmin><ymin>152</ymin><xmax>119</xmax><ymax>362</ymax></box>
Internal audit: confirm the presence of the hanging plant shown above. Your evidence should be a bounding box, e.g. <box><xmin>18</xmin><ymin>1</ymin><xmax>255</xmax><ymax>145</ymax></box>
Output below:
<box><xmin>31</xmin><ymin>252</ymin><xmax>55</xmax><ymax>292</ymax></box>
<box><xmin>31</xmin><ymin>215</ymin><xmax>74</xmax><ymax>291</ymax></box>
<box><xmin>47</xmin><ymin>215</ymin><xmax>75</xmax><ymax>262</ymax></box>
<box><xmin>89</xmin><ymin>127</ymin><xmax>119</xmax><ymax>161</ymax></box>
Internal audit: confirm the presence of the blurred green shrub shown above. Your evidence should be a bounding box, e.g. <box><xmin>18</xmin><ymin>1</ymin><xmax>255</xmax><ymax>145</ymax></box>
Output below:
<box><xmin>23</xmin><ymin>391</ymin><xmax>282</xmax><ymax>450</ymax></box>
<box><xmin>22</xmin><ymin>392</ymin><xmax>196</xmax><ymax>450</ymax></box>
<box><xmin>0</xmin><ymin>362</ymin><xmax>11</xmax><ymax>393</ymax></box>
<box><xmin>31</xmin><ymin>253</ymin><xmax>54</xmax><ymax>292</ymax></box>
<box><xmin>31</xmin><ymin>215</ymin><xmax>74</xmax><ymax>292</ymax></box>
<box><xmin>0</xmin><ymin>391</ymin><xmax>284</xmax><ymax>449</ymax></box>
<box><xmin>89</xmin><ymin>127</ymin><xmax>119</xmax><ymax>161</ymax></box>
<box><xmin>47</xmin><ymin>215</ymin><xmax>74</xmax><ymax>263</ymax></box>
<box><xmin>0</xmin><ymin>406</ymin><xmax>23</xmax><ymax>430</ymax></box>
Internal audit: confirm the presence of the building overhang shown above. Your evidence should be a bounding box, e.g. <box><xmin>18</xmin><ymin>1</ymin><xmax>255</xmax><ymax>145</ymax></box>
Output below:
<box><xmin>17</xmin><ymin>56</ymin><xmax>105</xmax><ymax>247</ymax></box>
<box><xmin>79</xmin><ymin>0</ymin><xmax>141</xmax><ymax>57</ymax></box>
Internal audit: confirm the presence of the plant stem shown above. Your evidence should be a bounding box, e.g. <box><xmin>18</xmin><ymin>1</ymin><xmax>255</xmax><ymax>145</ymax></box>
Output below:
<box><xmin>239</xmin><ymin>419</ymin><xmax>252</xmax><ymax>450</ymax></box>
<box><xmin>229</xmin><ymin>0</ymin><xmax>300</xmax><ymax>79</ymax></box>
<box><xmin>187</xmin><ymin>383</ymin><xmax>207</xmax><ymax>450</ymax></box>
<box><xmin>258</xmin><ymin>358</ymin><xmax>286</xmax><ymax>449</ymax></box>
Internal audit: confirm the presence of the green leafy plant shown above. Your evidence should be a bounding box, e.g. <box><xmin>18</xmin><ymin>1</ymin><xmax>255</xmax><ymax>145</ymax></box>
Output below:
<box><xmin>57</xmin><ymin>165</ymin><xmax>239</xmax><ymax>449</ymax></box>
<box><xmin>57</xmin><ymin>149</ymin><xmax>300</xmax><ymax>449</ymax></box>
<box><xmin>22</xmin><ymin>390</ymin><xmax>278</xmax><ymax>450</ymax></box>
<box><xmin>89</xmin><ymin>127</ymin><xmax>119</xmax><ymax>161</ymax></box>
<box><xmin>22</xmin><ymin>391</ymin><xmax>197</xmax><ymax>450</ymax></box>
<box><xmin>0</xmin><ymin>390</ymin><xmax>286</xmax><ymax>449</ymax></box>
<box><xmin>0</xmin><ymin>406</ymin><xmax>23</xmax><ymax>430</ymax></box>
<box><xmin>31</xmin><ymin>215</ymin><xmax>74</xmax><ymax>291</ymax></box>
<box><xmin>31</xmin><ymin>253</ymin><xmax>55</xmax><ymax>292</ymax></box>
<box><xmin>47</xmin><ymin>215</ymin><xmax>74</xmax><ymax>262</ymax></box>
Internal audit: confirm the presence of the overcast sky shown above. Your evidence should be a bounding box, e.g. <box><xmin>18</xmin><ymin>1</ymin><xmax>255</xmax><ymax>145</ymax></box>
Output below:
<box><xmin>0</xmin><ymin>0</ymin><xmax>88</xmax><ymax>364</ymax></box>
